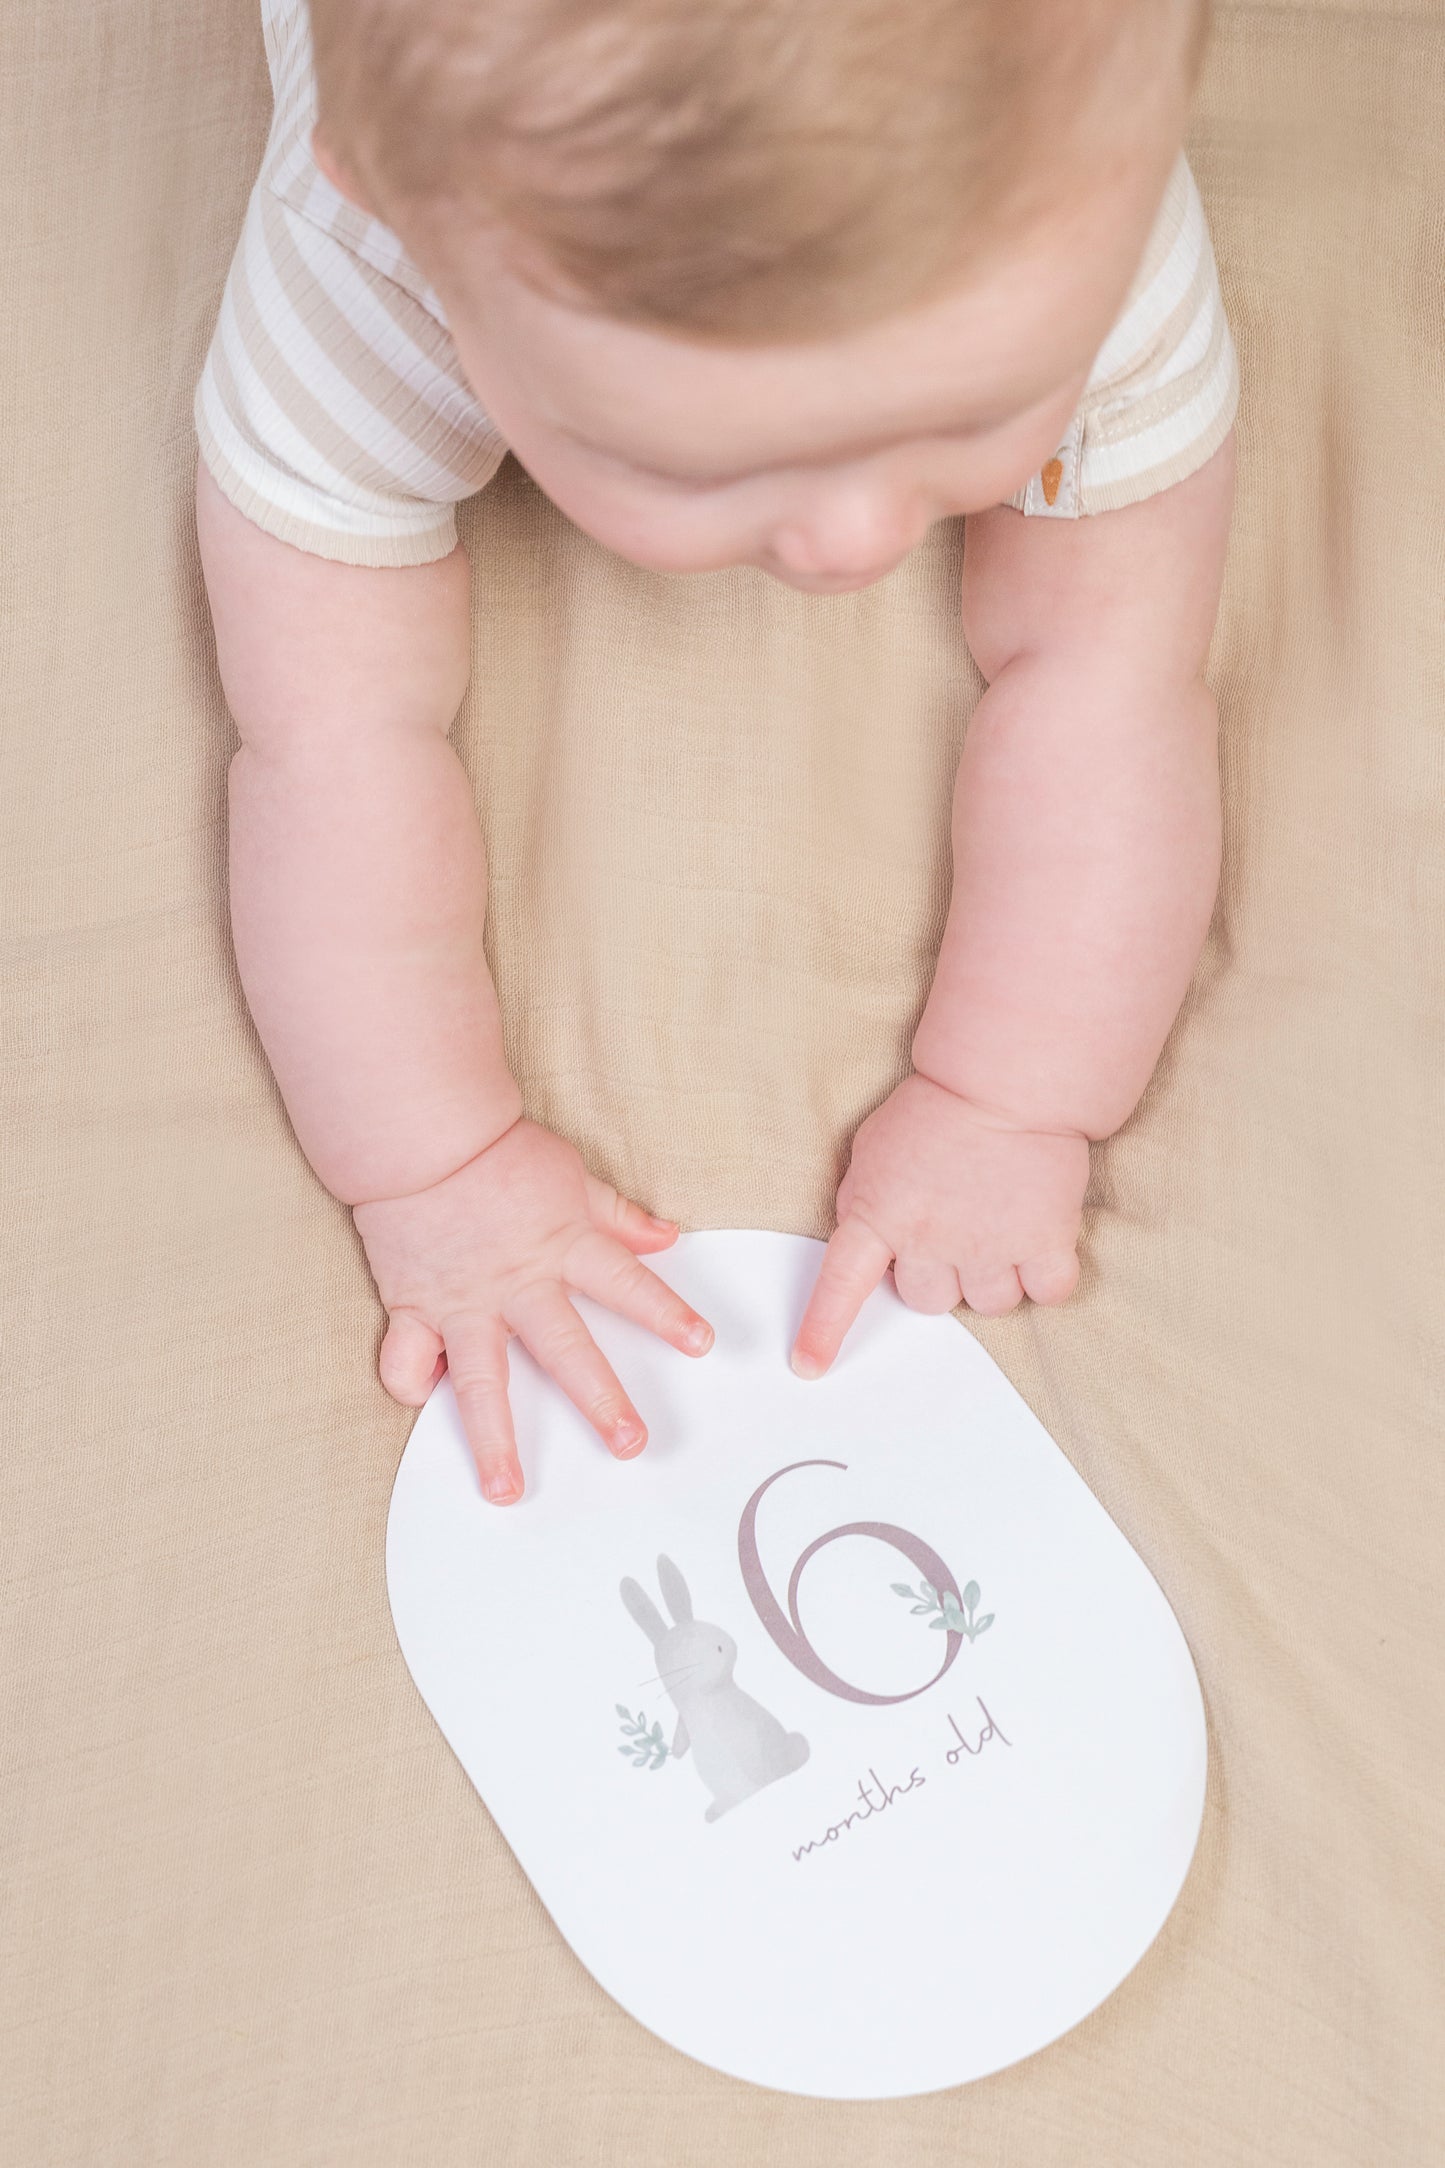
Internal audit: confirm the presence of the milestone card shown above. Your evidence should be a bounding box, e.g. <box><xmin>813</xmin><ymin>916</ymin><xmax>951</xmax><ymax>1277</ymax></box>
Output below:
<box><xmin>386</xmin><ymin>1229</ymin><xmax>1206</xmax><ymax>2098</ymax></box>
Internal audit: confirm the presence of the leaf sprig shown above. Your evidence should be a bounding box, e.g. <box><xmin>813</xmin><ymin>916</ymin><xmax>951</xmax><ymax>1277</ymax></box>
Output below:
<box><xmin>616</xmin><ymin>1705</ymin><xmax>669</xmax><ymax>1770</ymax></box>
<box><xmin>892</xmin><ymin>1577</ymin><xmax>995</xmax><ymax>1641</ymax></box>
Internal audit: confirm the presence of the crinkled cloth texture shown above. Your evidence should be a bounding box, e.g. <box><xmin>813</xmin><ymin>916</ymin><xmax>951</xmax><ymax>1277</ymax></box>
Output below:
<box><xmin>2</xmin><ymin>2</ymin><xmax>1442</xmax><ymax>2163</ymax></box>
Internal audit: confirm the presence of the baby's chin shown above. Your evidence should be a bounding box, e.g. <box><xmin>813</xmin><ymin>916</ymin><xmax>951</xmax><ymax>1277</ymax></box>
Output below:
<box><xmin>574</xmin><ymin>527</ymin><xmax>908</xmax><ymax>593</ymax></box>
<box><xmin>758</xmin><ymin>559</ymin><xmax>909</xmax><ymax>595</ymax></box>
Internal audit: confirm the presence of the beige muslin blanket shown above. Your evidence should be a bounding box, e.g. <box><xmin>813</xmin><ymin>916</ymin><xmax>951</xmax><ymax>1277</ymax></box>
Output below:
<box><xmin>3</xmin><ymin>2</ymin><xmax>1441</xmax><ymax>2161</ymax></box>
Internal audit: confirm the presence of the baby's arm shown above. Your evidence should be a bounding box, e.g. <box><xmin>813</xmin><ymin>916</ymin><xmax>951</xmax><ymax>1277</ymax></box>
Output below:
<box><xmin>793</xmin><ymin>433</ymin><xmax>1235</xmax><ymax>1369</ymax></box>
<box><xmin>196</xmin><ymin>467</ymin><xmax>711</xmax><ymax>1498</ymax></box>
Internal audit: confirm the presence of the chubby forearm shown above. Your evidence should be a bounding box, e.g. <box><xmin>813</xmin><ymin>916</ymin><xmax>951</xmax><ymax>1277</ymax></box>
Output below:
<box><xmin>198</xmin><ymin>466</ymin><xmax>520</xmax><ymax>1205</ymax></box>
<box><xmin>228</xmin><ymin>720</ymin><xmax>520</xmax><ymax>1203</ymax></box>
<box><xmin>915</xmin><ymin>436</ymin><xmax>1235</xmax><ymax>1142</ymax></box>
<box><xmin>912</xmin><ymin>650</ymin><xmax>1220</xmax><ymax>1139</ymax></box>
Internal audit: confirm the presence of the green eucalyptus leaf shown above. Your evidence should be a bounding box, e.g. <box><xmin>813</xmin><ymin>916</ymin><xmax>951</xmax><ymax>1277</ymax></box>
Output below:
<box><xmin>919</xmin><ymin>1579</ymin><xmax>937</xmax><ymax>1604</ymax></box>
<box><xmin>963</xmin><ymin>1581</ymin><xmax>980</xmax><ymax>1609</ymax></box>
<box><xmin>976</xmin><ymin>1614</ymin><xmax>994</xmax><ymax>1632</ymax></box>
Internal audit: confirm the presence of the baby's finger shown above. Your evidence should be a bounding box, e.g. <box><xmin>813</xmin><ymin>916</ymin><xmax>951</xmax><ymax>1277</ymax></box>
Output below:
<box><xmin>584</xmin><ymin>1173</ymin><xmax>678</xmax><ymax>1256</ymax></box>
<box><xmin>892</xmin><ymin>1257</ymin><xmax>963</xmax><ymax>1315</ymax></box>
<box><xmin>567</xmin><ymin>1229</ymin><xmax>713</xmax><ymax>1356</ymax></box>
<box><xmin>444</xmin><ymin>1315</ymin><xmax>523</xmax><ymax>1504</ymax></box>
<box><xmin>508</xmin><ymin>1282</ymin><xmax>648</xmax><ymax>1459</ymax></box>
<box><xmin>959</xmin><ymin>1266</ymin><xmax>1025</xmax><ymax>1318</ymax></box>
<box><xmin>791</xmin><ymin>1217</ymin><xmax>894</xmax><ymax>1379</ymax></box>
<box><xmin>1018</xmin><ymin>1251</ymin><xmax>1080</xmax><ymax>1305</ymax></box>
<box><xmin>378</xmin><ymin>1309</ymin><xmax>446</xmax><ymax>1406</ymax></box>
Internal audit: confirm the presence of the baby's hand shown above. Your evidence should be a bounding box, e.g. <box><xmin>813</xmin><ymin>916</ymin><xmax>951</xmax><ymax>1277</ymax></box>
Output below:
<box><xmin>791</xmin><ymin>1074</ymin><xmax>1088</xmax><ymax>1377</ymax></box>
<box><xmin>354</xmin><ymin>1119</ymin><xmax>713</xmax><ymax>1503</ymax></box>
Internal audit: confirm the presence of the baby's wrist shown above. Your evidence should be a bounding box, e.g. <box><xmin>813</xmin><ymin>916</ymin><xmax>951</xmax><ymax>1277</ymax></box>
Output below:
<box><xmin>903</xmin><ymin>1062</ymin><xmax>1088</xmax><ymax>1145</ymax></box>
<box><xmin>900</xmin><ymin>1066</ymin><xmax>1019</xmax><ymax>1131</ymax></box>
<box><xmin>337</xmin><ymin>1079</ymin><xmax>525</xmax><ymax>1211</ymax></box>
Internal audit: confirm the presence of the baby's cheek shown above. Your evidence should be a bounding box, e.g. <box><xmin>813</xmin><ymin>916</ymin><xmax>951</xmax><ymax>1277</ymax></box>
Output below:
<box><xmin>557</xmin><ymin>478</ymin><xmax>748</xmax><ymax>575</ymax></box>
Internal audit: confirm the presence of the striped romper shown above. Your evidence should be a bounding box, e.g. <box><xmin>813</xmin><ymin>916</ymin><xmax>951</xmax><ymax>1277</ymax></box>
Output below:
<box><xmin>196</xmin><ymin>0</ymin><xmax>1241</xmax><ymax>570</ymax></box>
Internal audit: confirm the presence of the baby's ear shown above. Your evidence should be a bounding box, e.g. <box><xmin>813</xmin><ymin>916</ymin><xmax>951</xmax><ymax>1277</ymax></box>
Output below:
<box><xmin>620</xmin><ymin>1577</ymin><xmax>667</xmax><ymax>1645</ymax></box>
<box><xmin>311</xmin><ymin>124</ymin><xmax>377</xmax><ymax>216</ymax></box>
<box><xmin>656</xmin><ymin>1555</ymin><xmax>693</xmax><ymax>1625</ymax></box>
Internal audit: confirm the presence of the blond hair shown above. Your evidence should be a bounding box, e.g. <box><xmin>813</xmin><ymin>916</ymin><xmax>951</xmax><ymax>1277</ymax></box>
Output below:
<box><xmin>311</xmin><ymin>0</ymin><xmax>1208</xmax><ymax>339</ymax></box>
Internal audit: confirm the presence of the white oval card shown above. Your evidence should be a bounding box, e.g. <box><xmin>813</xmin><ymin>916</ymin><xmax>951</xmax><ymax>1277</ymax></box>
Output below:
<box><xmin>386</xmin><ymin>1230</ymin><xmax>1206</xmax><ymax>2098</ymax></box>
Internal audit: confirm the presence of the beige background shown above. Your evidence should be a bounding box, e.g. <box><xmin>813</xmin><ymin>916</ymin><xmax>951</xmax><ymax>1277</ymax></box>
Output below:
<box><xmin>4</xmin><ymin>2</ymin><xmax>1442</xmax><ymax>2161</ymax></box>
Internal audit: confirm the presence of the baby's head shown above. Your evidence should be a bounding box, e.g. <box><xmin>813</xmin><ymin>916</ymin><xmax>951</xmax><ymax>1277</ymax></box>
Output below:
<box><xmin>311</xmin><ymin>0</ymin><xmax>1207</xmax><ymax>589</ymax></box>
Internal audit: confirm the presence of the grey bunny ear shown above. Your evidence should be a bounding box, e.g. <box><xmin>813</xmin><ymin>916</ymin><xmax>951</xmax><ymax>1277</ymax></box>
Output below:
<box><xmin>620</xmin><ymin>1577</ymin><xmax>667</xmax><ymax>1645</ymax></box>
<box><xmin>656</xmin><ymin>1555</ymin><xmax>693</xmax><ymax>1624</ymax></box>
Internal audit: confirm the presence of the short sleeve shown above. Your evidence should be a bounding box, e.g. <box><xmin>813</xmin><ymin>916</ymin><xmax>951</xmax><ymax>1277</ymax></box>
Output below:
<box><xmin>194</xmin><ymin>2</ymin><xmax>506</xmax><ymax>567</ymax></box>
<box><xmin>1007</xmin><ymin>157</ymin><xmax>1240</xmax><ymax>520</ymax></box>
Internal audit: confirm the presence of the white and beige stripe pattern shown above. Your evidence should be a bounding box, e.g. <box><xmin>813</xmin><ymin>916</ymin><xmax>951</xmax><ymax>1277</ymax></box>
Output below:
<box><xmin>196</xmin><ymin>0</ymin><xmax>1239</xmax><ymax>567</ymax></box>
<box><xmin>1007</xmin><ymin>155</ymin><xmax>1240</xmax><ymax>519</ymax></box>
<box><xmin>196</xmin><ymin>0</ymin><xmax>506</xmax><ymax>566</ymax></box>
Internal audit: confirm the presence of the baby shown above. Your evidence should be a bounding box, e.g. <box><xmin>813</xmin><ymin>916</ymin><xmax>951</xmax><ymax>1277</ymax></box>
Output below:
<box><xmin>195</xmin><ymin>0</ymin><xmax>1237</xmax><ymax>1503</ymax></box>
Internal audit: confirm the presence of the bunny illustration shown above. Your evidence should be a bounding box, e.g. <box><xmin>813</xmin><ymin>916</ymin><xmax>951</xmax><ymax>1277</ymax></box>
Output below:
<box><xmin>620</xmin><ymin>1556</ymin><xmax>810</xmax><ymax>1822</ymax></box>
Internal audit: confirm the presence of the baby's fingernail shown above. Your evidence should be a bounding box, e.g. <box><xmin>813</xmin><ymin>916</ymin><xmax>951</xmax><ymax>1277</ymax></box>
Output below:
<box><xmin>791</xmin><ymin>1350</ymin><xmax>822</xmax><ymax>1381</ymax></box>
<box><xmin>614</xmin><ymin>1418</ymin><xmax>647</xmax><ymax>1455</ymax></box>
<box><xmin>647</xmin><ymin>1212</ymin><xmax>676</xmax><ymax>1230</ymax></box>
<box><xmin>483</xmin><ymin>1470</ymin><xmax>519</xmax><ymax>1503</ymax></box>
<box><xmin>685</xmin><ymin>1321</ymin><xmax>713</xmax><ymax>1354</ymax></box>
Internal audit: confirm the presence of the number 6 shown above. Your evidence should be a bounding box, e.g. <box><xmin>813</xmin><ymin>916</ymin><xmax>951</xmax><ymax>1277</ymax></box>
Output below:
<box><xmin>737</xmin><ymin>1459</ymin><xmax>963</xmax><ymax>1706</ymax></box>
